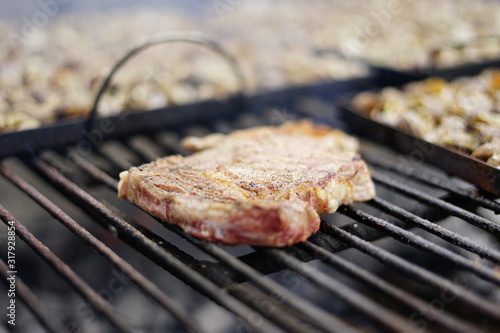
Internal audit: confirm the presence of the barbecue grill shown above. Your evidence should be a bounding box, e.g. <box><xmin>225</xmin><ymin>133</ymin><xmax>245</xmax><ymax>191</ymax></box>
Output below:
<box><xmin>1</xmin><ymin>38</ymin><xmax>500</xmax><ymax>333</ymax></box>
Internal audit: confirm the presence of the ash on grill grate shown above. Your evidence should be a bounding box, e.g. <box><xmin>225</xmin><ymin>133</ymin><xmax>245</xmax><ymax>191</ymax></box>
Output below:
<box><xmin>1</xmin><ymin>101</ymin><xmax>500</xmax><ymax>333</ymax></box>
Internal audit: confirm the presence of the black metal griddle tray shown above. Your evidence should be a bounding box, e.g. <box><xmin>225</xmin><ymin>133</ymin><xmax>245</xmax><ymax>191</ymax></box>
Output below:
<box><xmin>337</xmin><ymin>99</ymin><xmax>500</xmax><ymax>197</ymax></box>
<box><xmin>336</xmin><ymin>74</ymin><xmax>500</xmax><ymax>197</ymax></box>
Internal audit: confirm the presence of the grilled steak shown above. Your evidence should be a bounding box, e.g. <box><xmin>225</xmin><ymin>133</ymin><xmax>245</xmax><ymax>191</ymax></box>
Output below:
<box><xmin>118</xmin><ymin>120</ymin><xmax>375</xmax><ymax>246</ymax></box>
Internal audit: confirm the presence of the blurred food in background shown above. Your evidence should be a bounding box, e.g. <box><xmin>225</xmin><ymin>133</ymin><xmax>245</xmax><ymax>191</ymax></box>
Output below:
<box><xmin>1</xmin><ymin>0</ymin><xmax>499</xmax><ymax>132</ymax></box>
<box><xmin>354</xmin><ymin>69</ymin><xmax>500</xmax><ymax>168</ymax></box>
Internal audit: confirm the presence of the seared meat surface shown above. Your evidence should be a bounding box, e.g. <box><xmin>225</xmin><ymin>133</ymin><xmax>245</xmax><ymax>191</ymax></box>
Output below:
<box><xmin>118</xmin><ymin>120</ymin><xmax>375</xmax><ymax>246</ymax></box>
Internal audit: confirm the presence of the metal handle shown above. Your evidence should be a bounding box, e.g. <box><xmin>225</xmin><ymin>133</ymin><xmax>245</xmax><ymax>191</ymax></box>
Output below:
<box><xmin>87</xmin><ymin>32</ymin><xmax>248</xmax><ymax>132</ymax></box>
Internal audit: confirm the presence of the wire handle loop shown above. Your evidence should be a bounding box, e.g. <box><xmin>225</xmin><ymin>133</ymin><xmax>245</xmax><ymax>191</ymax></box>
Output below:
<box><xmin>87</xmin><ymin>32</ymin><xmax>248</xmax><ymax>132</ymax></box>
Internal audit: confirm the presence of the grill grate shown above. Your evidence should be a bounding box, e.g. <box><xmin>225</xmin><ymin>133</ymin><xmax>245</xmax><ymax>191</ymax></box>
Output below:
<box><xmin>1</xmin><ymin>101</ymin><xmax>499</xmax><ymax>333</ymax></box>
<box><xmin>0</xmin><ymin>163</ymin><xmax>202</xmax><ymax>332</ymax></box>
<box><xmin>371</xmin><ymin>172</ymin><xmax>500</xmax><ymax>234</ymax></box>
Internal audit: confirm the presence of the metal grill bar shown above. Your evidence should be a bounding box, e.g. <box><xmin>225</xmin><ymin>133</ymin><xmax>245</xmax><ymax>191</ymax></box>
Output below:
<box><xmin>300</xmin><ymin>241</ymin><xmax>485</xmax><ymax>333</ymax></box>
<box><xmin>265</xmin><ymin>249</ymin><xmax>416</xmax><ymax>333</ymax></box>
<box><xmin>89</xmin><ymin>214</ymin><xmax>322</xmax><ymax>332</ymax></box>
<box><xmin>372</xmin><ymin>172</ymin><xmax>500</xmax><ymax>234</ymax></box>
<box><xmin>0</xmin><ymin>206</ymin><xmax>135</xmax><ymax>333</ymax></box>
<box><xmin>26</xmin><ymin>155</ymin><xmax>283</xmax><ymax>332</ymax></box>
<box><xmin>96</xmin><ymin>147</ymin><xmax>134</xmax><ymax>171</ymax></box>
<box><xmin>0</xmin><ymin>163</ymin><xmax>204</xmax><ymax>333</ymax></box>
<box><xmin>0</xmin><ymin>259</ymin><xmax>64</xmax><ymax>333</ymax></box>
<box><xmin>370</xmin><ymin>197</ymin><xmax>500</xmax><ymax>263</ymax></box>
<box><xmin>127</xmin><ymin>136</ymin><xmax>167</xmax><ymax>163</ymax></box>
<box><xmin>45</xmin><ymin>152</ymin><xmax>329</xmax><ymax>333</ymax></box>
<box><xmin>220</xmin><ymin>286</ymin><xmax>320</xmax><ymax>333</ymax></box>
<box><xmin>340</xmin><ymin>205</ymin><xmax>500</xmax><ymax>286</ymax></box>
<box><xmin>320</xmin><ymin>221</ymin><xmax>500</xmax><ymax>321</ymax></box>
<box><xmin>363</xmin><ymin>152</ymin><xmax>500</xmax><ymax>213</ymax></box>
<box><xmin>158</xmin><ymin>223</ymin><xmax>362</xmax><ymax>333</ymax></box>
<box><xmin>66</xmin><ymin>148</ymin><xmax>120</xmax><ymax>190</ymax></box>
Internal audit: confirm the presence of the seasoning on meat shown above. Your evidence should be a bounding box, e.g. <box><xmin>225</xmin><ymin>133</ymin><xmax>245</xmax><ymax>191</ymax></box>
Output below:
<box><xmin>118</xmin><ymin>120</ymin><xmax>376</xmax><ymax>247</ymax></box>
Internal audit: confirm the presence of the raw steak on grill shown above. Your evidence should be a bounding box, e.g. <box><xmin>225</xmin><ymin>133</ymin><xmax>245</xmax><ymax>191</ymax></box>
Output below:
<box><xmin>118</xmin><ymin>120</ymin><xmax>375</xmax><ymax>246</ymax></box>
